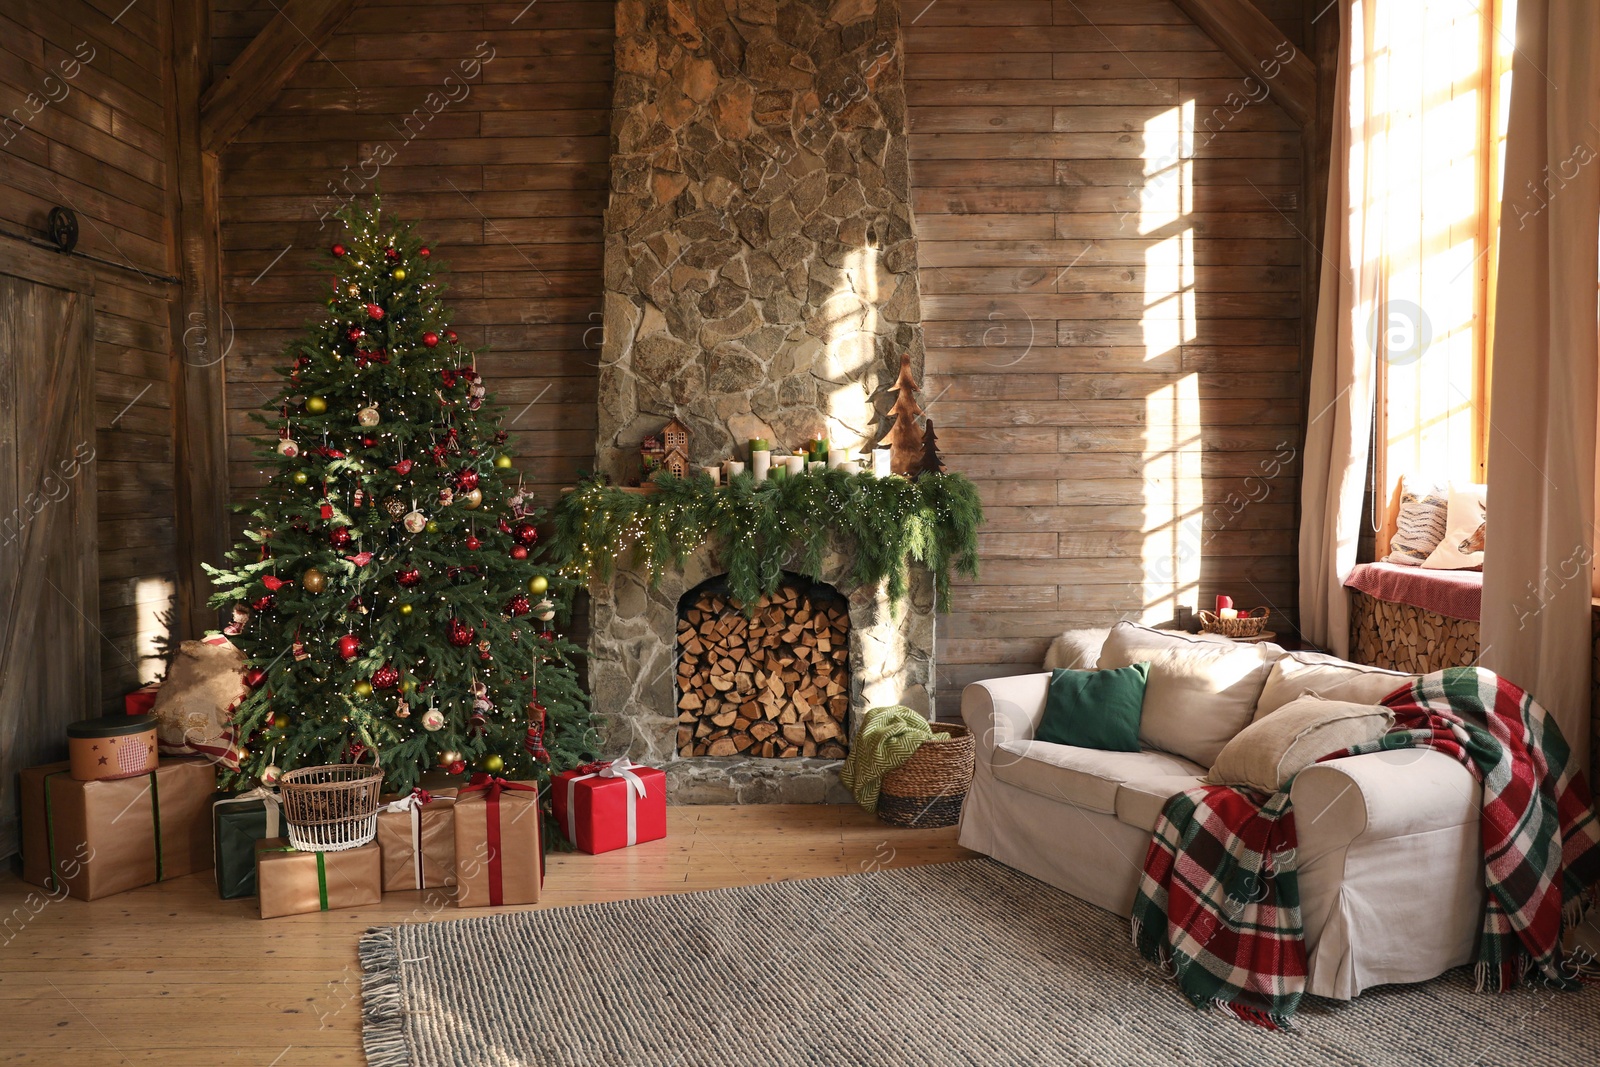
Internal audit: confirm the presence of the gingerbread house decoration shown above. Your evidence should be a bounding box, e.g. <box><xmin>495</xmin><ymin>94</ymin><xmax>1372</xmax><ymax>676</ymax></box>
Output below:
<box><xmin>661</xmin><ymin>418</ymin><xmax>690</xmax><ymax>478</ymax></box>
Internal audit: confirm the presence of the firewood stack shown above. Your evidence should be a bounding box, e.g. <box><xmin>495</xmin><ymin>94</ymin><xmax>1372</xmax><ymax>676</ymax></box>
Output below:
<box><xmin>676</xmin><ymin>582</ymin><xmax>851</xmax><ymax>759</ymax></box>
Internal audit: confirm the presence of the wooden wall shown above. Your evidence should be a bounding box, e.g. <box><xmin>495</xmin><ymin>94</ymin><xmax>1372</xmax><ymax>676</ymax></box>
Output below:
<box><xmin>905</xmin><ymin>0</ymin><xmax>1307</xmax><ymax>705</ymax></box>
<box><xmin>0</xmin><ymin>0</ymin><xmax>181</xmax><ymax>709</ymax></box>
<box><xmin>215</xmin><ymin>0</ymin><xmax>613</xmax><ymax>522</ymax></box>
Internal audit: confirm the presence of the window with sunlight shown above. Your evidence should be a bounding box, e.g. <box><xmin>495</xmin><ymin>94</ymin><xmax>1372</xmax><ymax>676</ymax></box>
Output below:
<box><xmin>1369</xmin><ymin>0</ymin><xmax>1515</xmax><ymax>492</ymax></box>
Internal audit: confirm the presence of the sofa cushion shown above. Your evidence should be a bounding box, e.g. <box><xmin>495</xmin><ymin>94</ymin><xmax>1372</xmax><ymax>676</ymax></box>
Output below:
<box><xmin>1254</xmin><ymin>651</ymin><xmax>1416</xmax><ymax>721</ymax></box>
<box><xmin>1043</xmin><ymin>628</ymin><xmax>1111</xmax><ymax>671</ymax></box>
<box><xmin>1206</xmin><ymin>697</ymin><xmax>1395</xmax><ymax>793</ymax></box>
<box><xmin>1096</xmin><ymin>622</ymin><xmax>1283</xmax><ymax>767</ymax></box>
<box><xmin>1038</xmin><ymin>664</ymin><xmax>1148</xmax><ymax>752</ymax></box>
<box><xmin>1113</xmin><ymin>773</ymin><xmax>1209</xmax><ymax>832</ymax></box>
<box><xmin>993</xmin><ymin>739</ymin><xmax>1206</xmax><ymax>814</ymax></box>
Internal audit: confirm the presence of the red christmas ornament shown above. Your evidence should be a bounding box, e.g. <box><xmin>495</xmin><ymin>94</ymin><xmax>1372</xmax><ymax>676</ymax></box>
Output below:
<box><xmin>347</xmin><ymin>326</ymin><xmax>365</xmax><ymax>341</ymax></box>
<box><xmin>510</xmin><ymin>545</ymin><xmax>528</xmax><ymax>560</ymax></box>
<box><xmin>362</xmin><ymin>435</ymin><xmax>377</xmax><ymax>447</ymax></box>
<box><xmin>465</xmin><ymin>534</ymin><xmax>482</xmax><ymax>551</ymax></box>
<box><xmin>384</xmin><ymin>246</ymin><xmax>399</xmax><ymax>260</ymax></box>
<box><xmin>396</xmin><ymin>567</ymin><xmax>422</xmax><ymax>587</ymax></box>
<box><xmin>507</xmin><ymin>594</ymin><xmax>530</xmax><ymax>616</ymax></box>
<box><xmin>331</xmin><ymin>243</ymin><xmax>347</xmax><ymax>257</ymax></box>
<box><xmin>418</xmin><ymin>246</ymin><xmax>431</xmax><ymax>258</ymax></box>
<box><xmin>447</xmin><ymin>618</ymin><xmax>476</xmax><ymax>646</ymax></box>
<box><xmin>447</xmin><ymin>759</ymin><xmax>466</xmax><ymax>775</ymax></box>
<box><xmin>251</xmin><ymin>595</ymin><xmax>274</xmax><ymax>612</ymax></box>
<box><xmin>525</xmin><ymin>700</ymin><xmax>549</xmax><ymax>763</ymax></box>
<box><xmin>244</xmin><ymin>668</ymin><xmax>267</xmax><ymax>688</ymax></box>
<box><xmin>337</xmin><ymin>634</ymin><xmax>360</xmax><ymax>660</ymax></box>
<box><xmin>498</xmin><ymin>518</ymin><xmax>512</xmax><ymax>534</ymax></box>
<box><xmin>455</xmin><ymin>468</ymin><xmax>479</xmax><ymax>492</ymax></box>
<box><xmin>391</xmin><ymin>459</ymin><xmax>414</xmax><ymax>475</ymax></box>
<box><xmin>423</xmin><ymin>331</ymin><xmax>440</xmax><ymax>348</ymax></box>
<box><xmin>445</xmin><ymin>329</ymin><xmax>458</xmax><ymax>343</ymax></box>
<box><xmin>366</xmin><ymin>303</ymin><xmax>385</xmax><ymax>321</ymax></box>
<box><xmin>262</xmin><ymin>575</ymin><xmax>290</xmax><ymax>591</ymax></box>
<box><xmin>372</xmin><ymin>663</ymin><xmax>400</xmax><ymax>690</ymax></box>
<box><xmin>515</xmin><ymin>523</ymin><xmax>538</xmax><ymax>546</ymax></box>
<box><xmin>330</xmin><ymin>526</ymin><xmax>353</xmax><ymax>548</ymax></box>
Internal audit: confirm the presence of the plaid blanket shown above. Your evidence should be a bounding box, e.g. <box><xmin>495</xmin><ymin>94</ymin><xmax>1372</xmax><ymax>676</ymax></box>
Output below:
<box><xmin>1132</xmin><ymin>667</ymin><xmax>1600</xmax><ymax>1028</ymax></box>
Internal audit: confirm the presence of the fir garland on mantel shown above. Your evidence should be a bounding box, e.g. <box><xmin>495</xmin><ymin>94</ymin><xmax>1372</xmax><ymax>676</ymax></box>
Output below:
<box><xmin>546</xmin><ymin>469</ymin><xmax>983</xmax><ymax>612</ymax></box>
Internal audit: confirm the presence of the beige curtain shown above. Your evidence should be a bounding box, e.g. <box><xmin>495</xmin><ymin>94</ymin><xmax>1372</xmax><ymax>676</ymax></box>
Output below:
<box><xmin>1480</xmin><ymin>0</ymin><xmax>1600</xmax><ymax>774</ymax></box>
<box><xmin>1299</xmin><ymin>0</ymin><xmax>1382</xmax><ymax>658</ymax></box>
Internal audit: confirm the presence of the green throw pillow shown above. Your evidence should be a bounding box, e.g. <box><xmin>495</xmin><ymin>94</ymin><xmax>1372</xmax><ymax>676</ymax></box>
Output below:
<box><xmin>1037</xmin><ymin>663</ymin><xmax>1150</xmax><ymax>752</ymax></box>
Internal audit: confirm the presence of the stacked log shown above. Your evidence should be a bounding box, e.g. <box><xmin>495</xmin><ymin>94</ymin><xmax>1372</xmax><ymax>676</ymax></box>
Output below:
<box><xmin>1349</xmin><ymin>590</ymin><xmax>1479</xmax><ymax>672</ymax></box>
<box><xmin>676</xmin><ymin>583</ymin><xmax>851</xmax><ymax>759</ymax></box>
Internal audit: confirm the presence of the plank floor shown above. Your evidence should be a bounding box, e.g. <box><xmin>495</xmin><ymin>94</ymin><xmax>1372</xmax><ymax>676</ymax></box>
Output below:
<box><xmin>0</xmin><ymin>804</ymin><xmax>971</xmax><ymax>1066</ymax></box>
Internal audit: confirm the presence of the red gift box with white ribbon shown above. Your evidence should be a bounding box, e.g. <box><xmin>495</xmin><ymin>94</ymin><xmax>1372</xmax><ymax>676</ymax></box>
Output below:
<box><xmin>552</xmin><ymin>758</ymin><xmax>666</xmax><ymax>855</ymax></box>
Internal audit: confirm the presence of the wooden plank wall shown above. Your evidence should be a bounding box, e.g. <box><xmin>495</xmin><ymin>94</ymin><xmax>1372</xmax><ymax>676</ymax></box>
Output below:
<box><xmin>906</xmin><ymin>0</ymin><xmax>1307</xmax><ymax>705</ymax></box>
<box><xmin>0</xmin><ymin>0</ymin><xmax>180</xmax><ymax>710</ymax></box>
<box><xmin>215</xmin><ymin>0</ymin><xmax>612</xmax><ymax>530</ymax></box>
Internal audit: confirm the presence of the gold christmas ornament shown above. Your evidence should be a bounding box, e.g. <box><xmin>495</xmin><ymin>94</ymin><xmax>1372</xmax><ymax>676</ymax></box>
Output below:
<box><xmin>461</xmin><ymin>487</ymin><xmax>483</xmax><ymax>509</ymax></box>
<box><xmin>493</xmin><ymin>454</ymin><xmax>513</xmax><ymax>469</ymax></box>
<box><xmin>398</xmin><ymin>602</ymin><xmax>413</xmax><ymax>616</ymax></box>
<box><xmin>383</xmin><ymin>496</ymin><xmax>407</xmax><ymax>522</ymax></box>
<box><xmin>302</xmin><ymin>567</ymin><xmax>327</xmax><ymax>593</ymax></box>
<box><xmin>392</xmin><ymin>268</ymin><xmax>406</xmax><ymax>281</ymax></box>
<box><xmin>305</xmin><ymin>396</ymin><xmax>328</xmax><ymax>415</ymax></box>
<box><xmin>354</xmin><ymin>680</ymin><xmax>373</xmax><ymax>697</ymax></box>
<box><xmin>528</xmin><ymin>575</ymin><xmax>549</xmax><ymax>595</ymax></box>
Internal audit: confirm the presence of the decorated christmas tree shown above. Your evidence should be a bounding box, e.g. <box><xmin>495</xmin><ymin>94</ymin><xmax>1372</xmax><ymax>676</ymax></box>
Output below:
<box><xmin>205</xmin><ymin>197</ymin><xmax>597</xmax><ymax>794</ymax></box>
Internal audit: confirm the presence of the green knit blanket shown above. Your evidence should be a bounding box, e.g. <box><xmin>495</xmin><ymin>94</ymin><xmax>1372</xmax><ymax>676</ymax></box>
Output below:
<box><xmin>840</xmin><ymin>706</ymin><xmax>949</xmax><ymax>812</ymax></box>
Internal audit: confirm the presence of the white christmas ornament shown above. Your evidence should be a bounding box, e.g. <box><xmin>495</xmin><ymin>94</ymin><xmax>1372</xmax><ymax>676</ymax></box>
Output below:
<box><xmin>357</xmin><ymin>405</ymin><xmax>380</xmax><ymax>427</ymax></box>
<box><xmin>535</xmin><ymin>598</ymin><xmax>556</xmax><ymax>621</ymax></box>
<box><xmin>276</xmin><ymin>438</ymin><xmax>300</xmax><ymax>458</ymax></box>
<box><xmin>261</xmin><ymin>764</ymin><xmax>282</xmax><ymax>787</ymax></box>
<box><xmin>421</xmin><ymin>708</ymin><xmax>445</xmax><ymax>731</ymax></box>
<box><xmin>403</xmin><ymin>509</ymin><xmax>427</xmax><ymax>534</ymax></box>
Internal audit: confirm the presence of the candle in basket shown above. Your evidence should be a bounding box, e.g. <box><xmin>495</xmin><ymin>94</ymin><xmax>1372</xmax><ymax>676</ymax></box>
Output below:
<box><xmin>1219</xmin><ymin>608</ymin><xmax>1238</xmax><ymax>620</ymax></box>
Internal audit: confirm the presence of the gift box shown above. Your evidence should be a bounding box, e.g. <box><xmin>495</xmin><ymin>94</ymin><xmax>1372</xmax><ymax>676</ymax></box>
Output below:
<box><xmin>254</xmin><ymin>838</ymin><xmax>382</xmax><ymax>919</ymax></box>
<box><xmin>20</xmin><ymin>759</ymin><xmax>216</xmax><ymax>901</ymax></box>
<box><xmin>552</xmin><ymin>758</ymin><xmax>667</xmax><ymax>855</ymax></box>
<box><xmin>124</xmin><ymin>682</ymin><xmax>159</xmax><ymax>716</ymax></box>
<box><xmin>452</xmin><ymin>777</ymin><xmax>541</xmax><ymax>908</ymax></box>
<box><xmin>375</xmin><ymin>788</ymin><xmax>457</xmax><ymax>892</ymax></box>
<box><xmin>213</xmin><ymin>788</ymin><xmax>283</xmax><ymax>899</ymax></box>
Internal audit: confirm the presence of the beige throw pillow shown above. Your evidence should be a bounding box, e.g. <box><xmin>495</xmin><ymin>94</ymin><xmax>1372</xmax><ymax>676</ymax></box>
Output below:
<box><xmin>1421</xmin><ymin>482</ymin><xmax>1487</xmax><ymax>570</ymax></box>
<box><xmin>1096</xmin><ymin>622</ymin><xmax>1283</xmax><ymax>767</ymax></box>
<box><xmin>1384</xmin><ymin>475</ymin><xmax>1448</xmax><ymax>566</ymax></box>
<box><xmin>150</xmin><ymin>636</ymin><xmax>248</xmax><ymax>765</ymax></box>
<box><xmin>1254</xmin><ymin>651</ymin><xmax>1416</xmax><ymax>721</ymax></box>
<box><xmin>1206</xmin><ymin>697</ymin><xmax>1394</xmax><ymax>792</ymax></box>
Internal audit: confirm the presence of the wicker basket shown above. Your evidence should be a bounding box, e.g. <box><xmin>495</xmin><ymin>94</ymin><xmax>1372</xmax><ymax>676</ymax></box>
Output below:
<box><xmin>278</xmin><ymin>761</ymin><xmax>384</xmax><ymax>851</ymax></box>
<box><xmin>877</xmin><ymin>722</ymin><xmax>976</xmax><ymax>828</ymax></box>
<box><xmin>1198</xmin><ymin>606</ymin><xmax>1271</xmax><ymax>638</ymax></box>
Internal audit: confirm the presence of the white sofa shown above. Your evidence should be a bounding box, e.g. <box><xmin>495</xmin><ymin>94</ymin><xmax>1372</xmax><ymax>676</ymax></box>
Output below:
<box><xmin>959</xmin><ymin>622</ymin><xmax>1486</xmax><ymax>1000</ymax></box>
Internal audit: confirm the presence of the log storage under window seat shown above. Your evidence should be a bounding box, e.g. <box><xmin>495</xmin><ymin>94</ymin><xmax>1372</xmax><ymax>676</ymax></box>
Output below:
<box><xmin>1345</xmin><ymin>562</ymin><xmax>1481</xmax><ymax>672</ymax></box>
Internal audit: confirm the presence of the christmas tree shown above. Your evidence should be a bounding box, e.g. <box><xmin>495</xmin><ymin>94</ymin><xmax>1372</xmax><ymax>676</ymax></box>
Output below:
<box><xmin>887</xmin><ymin>351</ymin><xmax>925</xmax><ymax>475</ymax></box>
<box><xmin>205</xmin><ymin>197</ymin><xmax>598</xmax><ymax>795</ymax></box>
<box><xmin>919</xmin><ymin>419</ymin><xmax>945</xmax><ymax>475</ymax></box>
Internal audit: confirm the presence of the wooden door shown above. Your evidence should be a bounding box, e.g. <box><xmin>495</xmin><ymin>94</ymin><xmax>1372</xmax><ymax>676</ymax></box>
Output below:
<box><xmin>0</xmin><ymin>242</ymin><xmax>99</xmax><ymax>857</ymax></box>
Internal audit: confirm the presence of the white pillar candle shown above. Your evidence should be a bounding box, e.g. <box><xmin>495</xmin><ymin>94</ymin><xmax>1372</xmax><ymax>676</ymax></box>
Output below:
<box><xmin>1218</xmin><ymin>608</ymin><xmax>1239</xmax><ymax>620</ymax></box>
<box><xmin>703</xmin><ymin>465</ymin><xmax>721</xmax><ymax>485</ymax></box>
<box><xmin>808</xmin><ymin>461</ymin><xmax>826</xmax><ymax>473</ymax></box>
<box><xmin>872</xmin><ymin>447</ymin><xmax>892</xmax><ymax>477</ymax></box>
<box><xmin>827</xmin><ymin>452</ymin><xmax>849</xmax><ymax>470</ymax></box>
<box><xmin>751</xmin><ymin>450</ymin><xmax>771</xmax><ymax>483</ymax></box>
<box><xmin>784</xmin><ymin>455</ymin><xmax>805</xmax><ymax>476</ymax></box>
<box><xmin>840</xmin><ymin>460</ymin><xmax>861</xmax><ymax>475</ymax></box>
<box><xmin>723</xmin><ymin>460</ymin><xmax>745</xmax><ymax>479</ymax></box>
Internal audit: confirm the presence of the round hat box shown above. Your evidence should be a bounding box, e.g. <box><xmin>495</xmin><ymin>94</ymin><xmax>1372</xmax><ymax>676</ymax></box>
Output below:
<box><xmin>68</xmin><ymin>714</ymin><xmax>159</xmax><ymax>781</ymax></box>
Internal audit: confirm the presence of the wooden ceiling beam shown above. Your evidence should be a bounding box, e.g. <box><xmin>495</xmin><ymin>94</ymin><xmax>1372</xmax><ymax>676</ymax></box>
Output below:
<box><xmin>199</xmin><ymin>0</ymin><xmax>361</xmax><ymax>152</ymax></box>
<box><xmin>1171</xmin><ymin>0</ymin><xmax>1317</xmax><ymax>128</ymax></box>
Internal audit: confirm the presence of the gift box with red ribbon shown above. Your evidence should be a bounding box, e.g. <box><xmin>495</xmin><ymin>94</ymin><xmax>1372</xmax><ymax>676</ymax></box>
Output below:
<box><xmin>552</xmin><ymin>758</ymin><xmax>667</xmax><ymax>855</ymax></box>
<box><xmin>452</xmin><ymin>776</ymin><xmax>541</xmax><ymax>908</ymax></box>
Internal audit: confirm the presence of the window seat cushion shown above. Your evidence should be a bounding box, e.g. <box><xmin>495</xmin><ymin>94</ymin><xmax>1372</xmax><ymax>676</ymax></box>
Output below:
<box><xmin>1344</xmin><ymin>562</ymin><xmax>1481</xmax><ymax>622</ymax></box>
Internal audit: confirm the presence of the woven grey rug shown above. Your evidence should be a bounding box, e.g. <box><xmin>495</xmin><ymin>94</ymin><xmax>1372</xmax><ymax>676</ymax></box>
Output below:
<box><xmin>360</xmin><ymin>858</ymin><xmax>1599</xmax><ymax>1067</ymax></box>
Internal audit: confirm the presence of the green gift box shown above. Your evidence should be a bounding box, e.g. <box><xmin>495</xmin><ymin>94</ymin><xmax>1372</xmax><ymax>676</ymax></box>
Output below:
<box><xmin>213</xmin><ymin>788</ymin><xmax>282</xmax><ymax>899</ymax></box>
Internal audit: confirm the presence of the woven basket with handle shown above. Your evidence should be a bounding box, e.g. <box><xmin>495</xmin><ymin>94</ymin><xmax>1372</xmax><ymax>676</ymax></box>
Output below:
<box><xmin>877</xmin><ymin>721</ymin><xmax>975</xmax><ymax>828</ymax></box>
<box><xmin>279</xmin><ymin>758</ymin><xmax>384</xmax><ymax>852</ymax></box>
<box><xmin>1197</xmin><ymin>606</ymin><xmax>1271</xmax><ymax>638</ymax></box>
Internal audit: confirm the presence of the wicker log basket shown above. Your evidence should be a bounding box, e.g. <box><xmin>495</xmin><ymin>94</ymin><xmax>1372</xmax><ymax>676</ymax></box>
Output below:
<box><xmin>877</xmin><ymin>721</ymin><xmax>976</xmax><ymax>828</ymax></box>
<box><xmin>278</xmin><ymin>760</ymin><xmax>385</xmax><ymax>851</ymax></box>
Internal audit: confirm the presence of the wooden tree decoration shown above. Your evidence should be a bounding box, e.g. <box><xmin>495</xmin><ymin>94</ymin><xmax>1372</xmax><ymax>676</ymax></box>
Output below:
<box><xmin>887</xmin><ymin>351</ymin><xmax>924</xmax><ymax>475</ymax></box>
<box><xmin>919</xmin><ymin>418</ymin><xmax>945</xmax><ymax>475</ymax></box>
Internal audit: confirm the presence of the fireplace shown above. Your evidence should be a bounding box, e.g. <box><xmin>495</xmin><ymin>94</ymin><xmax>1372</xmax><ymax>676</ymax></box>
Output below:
<box><xmin>676</xmin><ymin>573</ymin><xmax>851</xmax><ymax>759</ymax></box>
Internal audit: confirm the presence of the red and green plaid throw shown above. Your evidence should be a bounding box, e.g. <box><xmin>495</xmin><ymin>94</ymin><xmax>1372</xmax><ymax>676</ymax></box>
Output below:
<box><xmin>1132</xmin><ymin>667</ymin><xmax>1600</xmax><ymax>1028</ymax></box>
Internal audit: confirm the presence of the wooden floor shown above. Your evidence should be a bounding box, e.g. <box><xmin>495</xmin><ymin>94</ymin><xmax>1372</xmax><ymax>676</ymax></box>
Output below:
<box><xmin>0</xmin><ymin>805</ymin><xmax>971</xmax><ymax>1065</ymax></box>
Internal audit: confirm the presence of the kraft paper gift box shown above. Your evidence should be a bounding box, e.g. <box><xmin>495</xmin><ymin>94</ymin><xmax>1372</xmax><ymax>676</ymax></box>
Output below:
<box><xmin>20</xmin><ymin>759</ymin><xmax>216</xmax><ymax>901</ymax></box>
<box><xmin>375</xmin><ymin>788</ymin><xmax>457</xmax><ymax>892</ymax></box>
<box><xmin>213</xmin><ymin>788</ymin><xmax>283</xmax><ymax>899</ymax></box>
<box><xmin>551</xmin><ymin>758</ymin><xmax>667</xmax><ymax>855</ymax></box>
<box><xmin>254</xmin><ymin>838</ymin><xmax>382</xmax><ymax>919</ymax></box>
<box><xmin>452</xmin><ymin>776</ymin><xmax>541</xmax><ymax>908</ymax></box>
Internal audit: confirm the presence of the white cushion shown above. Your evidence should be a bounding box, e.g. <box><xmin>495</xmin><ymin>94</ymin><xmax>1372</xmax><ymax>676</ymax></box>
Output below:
<box><xmin>1385</xmin><ymin>474</ymin><xmax>1448</xmax><ymax>566</ymax></box>
<box><xmin>1421</xmin><ymin>482</ymin><xmax>1487</xmax><ymax>570</ymax></box>
<box><xmin>1206</xmin><ymin>697</ymin><xmax>1395</xmax><ymax>793</ymax></box>
<box><xmin>1043</xmin><ymin>628</ymin><xmax>1111</xmax><ymax>670</ymax></box>
<box><xmin>993</xmin><ymin>739</ymin><xmax>1205</xmax><ymax>814</ymax></box>
<box><xmin>1096</xmin><ymin>622</ymin><xmax>1284</xmax><ymax>767</ymax></box>
<box><xmin>1113</xmin><ymin>773</ymin><xmax>1208</xmax><ymax>832</ymax></box>
<box><xmin>1255</xmin><ymin>651</ymin><xmax>1415</xmax><ymax>721</ymax></box>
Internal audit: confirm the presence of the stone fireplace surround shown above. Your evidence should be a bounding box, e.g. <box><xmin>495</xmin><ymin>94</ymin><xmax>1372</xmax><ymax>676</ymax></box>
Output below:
<box><xmin>585</xmin><ymin>0</ymin><xmax>934</xmax><ymax>802</ymax></box>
